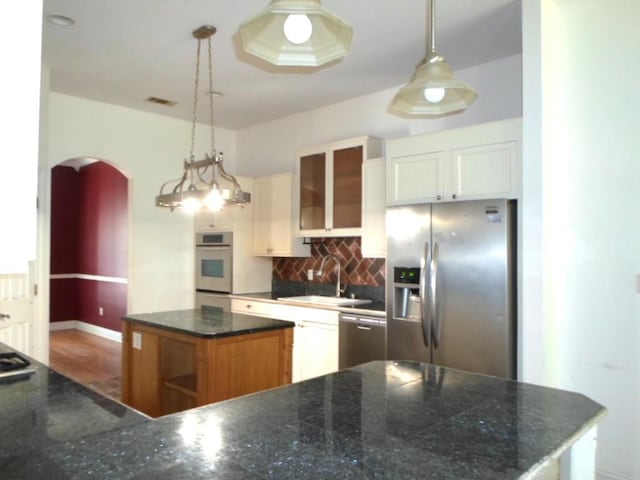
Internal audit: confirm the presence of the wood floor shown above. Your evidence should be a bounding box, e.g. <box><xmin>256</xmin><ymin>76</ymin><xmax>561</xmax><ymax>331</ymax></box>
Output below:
<box><xmin>49</xmin><ymin>329</ymin><xmax>122</xmax><ymax>400</ymax></box>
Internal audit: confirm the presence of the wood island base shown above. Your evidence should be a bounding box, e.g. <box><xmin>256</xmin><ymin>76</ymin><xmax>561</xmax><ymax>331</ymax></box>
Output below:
<box><xmin>121</xmin><ymin>312</ymin><xmax>293</xmax><ymax>417</ymax></box>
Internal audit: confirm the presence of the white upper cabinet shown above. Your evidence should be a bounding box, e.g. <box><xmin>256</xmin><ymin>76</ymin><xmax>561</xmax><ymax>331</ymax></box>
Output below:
<box><xmin>361</xmin><ymin>157</ymin><xmax>386</xmax><ymax>258</ymax></box>
<box><xmin>386</xmin><ymin>118</ymin><xmax>522</xmax><ymax>205</ymax></box>
<box><xmin>297</xmin><ymin>136</ymin><xmax>383</xmax><ymax>237</ymax></box>
<box><xmin>253</xmin><ymin>173</ymin><xmax>309</xmax><ymax>257</ymax></box>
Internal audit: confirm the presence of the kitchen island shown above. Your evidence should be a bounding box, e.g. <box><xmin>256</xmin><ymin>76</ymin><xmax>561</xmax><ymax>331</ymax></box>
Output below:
<box><xmin>121</xmin><ymin>307</ymin><xmax>294</xmax><ymax>417</ymax></box>
<box><xmin>2</xmin><ymin>353</ymin><xmax>605</xmax><ymax>479</ymax></box>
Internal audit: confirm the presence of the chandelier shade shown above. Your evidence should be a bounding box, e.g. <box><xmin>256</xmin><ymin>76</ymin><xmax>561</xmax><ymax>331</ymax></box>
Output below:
<box><xmin>238</xmin><ymin>0</ymin><xmax>353</xmax><ymax>67</ymax></box>
<box><xmin>156</xmin><ymin>26</ymin><xmax>250</xmax><ymax>212</ymax></box>
<box><xmin>391</xmin><ymin>0</ymin><xmax>477</xmax><ymax>116</ymax></box>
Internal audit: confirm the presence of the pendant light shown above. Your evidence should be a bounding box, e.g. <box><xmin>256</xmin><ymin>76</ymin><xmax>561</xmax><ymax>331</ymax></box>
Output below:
<box><xmin>156</xmin><ymin>26</ymin><xmax>250</xmax><ymax>212</ymax></box>
<box><xmin>238</xmin><ymin>0</ymin><xmax>353</xmax><ymax>67</ymax></box>
<box><xmin>391</xmin><ymin>0</ymin><xmax>477</xmax><ymax>116</ymax></box>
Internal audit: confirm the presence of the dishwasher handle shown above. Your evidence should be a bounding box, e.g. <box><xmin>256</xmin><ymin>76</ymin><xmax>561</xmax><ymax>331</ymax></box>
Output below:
<box><xmin>339</xmin><ymin>314</ymin><xmax>383</xmax><ymax>326</ymax></box>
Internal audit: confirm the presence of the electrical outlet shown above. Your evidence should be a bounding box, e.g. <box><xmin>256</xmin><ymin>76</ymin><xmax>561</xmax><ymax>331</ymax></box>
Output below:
<box><xmin>133</xmin><ymin>332</ymin><xmax>142</xmax><ymax>350</ymax></box>
<box><xmin>307</xmin><ymin>269</ymin><xmax>314</xmax><ymax>281</ymax></box>
<box><xmin>98</xmin><ymin>307</ymin><xmax>104</xmax><ymax>316</ymax></box>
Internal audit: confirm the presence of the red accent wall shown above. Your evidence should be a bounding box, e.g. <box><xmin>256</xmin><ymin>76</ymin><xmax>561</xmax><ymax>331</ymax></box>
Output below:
<box><xmin>50</xmin><ymin>162</ymin><xmax>128</xmax><ymax>332</ymax></box>
<box><xmin>77</xmin><ymin>280</ymin><xmax>128</xmax><ymax>332</ymax></box>
<box><xmin>50</xmin><ymin>278</ymin><xmax>79</xmax><ymax>323</ymax></box>
<box><xmin>78</xmin><ymin>162</ymin><xmax>128</xmax><ymax>278</ymax></box>
<box><xmin>50</xmin><ymin>166</ymin><xmax>80</xmax><ymax>274</ymax></box>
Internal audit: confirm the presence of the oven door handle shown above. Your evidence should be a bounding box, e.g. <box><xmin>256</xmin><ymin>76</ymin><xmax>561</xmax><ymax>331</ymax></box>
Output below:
<box><xmin>196</xmin><ymin>245</ymin><xmax>231</xmax><ymax>250</ymax></box>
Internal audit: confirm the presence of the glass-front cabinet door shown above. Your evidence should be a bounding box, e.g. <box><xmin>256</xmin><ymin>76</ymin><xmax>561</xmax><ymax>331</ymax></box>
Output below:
<box><xmin>297</xmin><ymin>136</ymin><xmax>382</xmax><ymax>237</ymax></box>
<box><xmin>332</xmin><ymin>145</ymin><xmax>363</xmax><ymax>229</ymax></box>
<box><xmin>299</xmin><ymin>152</ymin><xmax>326</xmax><ymax>231</ymax></box>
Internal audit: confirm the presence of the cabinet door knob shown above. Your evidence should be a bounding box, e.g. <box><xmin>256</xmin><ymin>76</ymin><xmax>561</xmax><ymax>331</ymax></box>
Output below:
<box><xmin>452</xmin><ymin>194</ymin><xmax>457</xmax><ymax>199</ymax></box>
<box><xmin>436</xmin><ymin>195</ymin><xmax>442</xmax><ymax>200</ymax></box>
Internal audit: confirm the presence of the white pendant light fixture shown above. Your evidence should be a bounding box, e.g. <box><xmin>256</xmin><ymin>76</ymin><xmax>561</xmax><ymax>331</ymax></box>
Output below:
<box><xmin>391</xmin><ymin>0</ymin><xmax>477</xmax><ymax>116</ymax></box>
<box><xmin>238</xmin><ymin>0</ymin><xmax>353</xmax><ymax>67</ymax></box>
<box><xmin>156</xmin><ymin>26</ymin><xmax>250</xmax><ymax>212</ymax></box>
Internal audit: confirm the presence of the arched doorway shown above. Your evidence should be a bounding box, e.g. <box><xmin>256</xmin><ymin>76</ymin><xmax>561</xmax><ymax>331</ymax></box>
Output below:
<box><xmin>48</xmin><ymin>158</ymin><xmax>129</xmax><ymax>395</ymax></box>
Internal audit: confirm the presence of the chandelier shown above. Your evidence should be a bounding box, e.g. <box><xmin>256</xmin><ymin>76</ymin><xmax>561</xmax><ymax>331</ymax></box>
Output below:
<box><xmin>156</xmin><ymin>25</ymin><xmax>250</xmax><ymax>212</ymax></box>
<box><xmin>391</xmin><ymin>0</ymin><xmax>477</xmax><ymax>116</ymax></box>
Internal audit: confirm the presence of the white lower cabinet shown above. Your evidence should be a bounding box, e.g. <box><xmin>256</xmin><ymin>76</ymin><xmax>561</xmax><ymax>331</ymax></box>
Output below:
<box><xmin>295</xmin><ymin>317</ymin><xmax>339</xmax><ymax>382</ymax></box>
<box><xmin>231</xmin><ymin>299</ymin><xmax>339</xmax><ymax>382</ymax></box>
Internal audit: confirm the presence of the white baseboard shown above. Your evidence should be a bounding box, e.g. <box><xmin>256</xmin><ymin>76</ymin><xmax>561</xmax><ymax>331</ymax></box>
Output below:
<box><xmin>49</xmin><ymin>320</ymin><xmax>122</xmax><ymax>343</ymax></box>
<box><xmin>597</xmin><ymin>471</ymin><xmax>631</xmax><ymax>480</ymax></box>
<box><xmin>49</xmin><ymin>320</ymin><xmax>78</xmax><ymax>331</ymax></box>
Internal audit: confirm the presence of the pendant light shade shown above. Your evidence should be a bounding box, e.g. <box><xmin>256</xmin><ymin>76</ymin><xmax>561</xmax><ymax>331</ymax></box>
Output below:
<box><xmin>238</xmin><ymin>0</ymin><xmax>353</xmax><ymax>67</ymax></box>
<box><xmin>156</xmin><ymin>26</ymin><xmax>250</xmax><ymax>212</ymax></box>
<box><xmin>391</xmin><ymin>0</ymin><xmax>477</xmax><ymax>116</ymax></box>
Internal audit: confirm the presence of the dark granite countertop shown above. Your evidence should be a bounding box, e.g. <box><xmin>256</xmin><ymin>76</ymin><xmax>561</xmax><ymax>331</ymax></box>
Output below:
<box><xmin>122</xmin><ymin>307</ymin><xmax>295</xmax><ymax>338</ymax></box>
<box><xmin>0</xmin><ymin>343</ymin><xmax>148</xmax><ymax>471</ymax></box>
<box><xmin>2</xmin><ymin>355</ymin><xmax>605</xmax><ymax>479</ymax></box>
<box><xmin>231</xmin><ymin>292</ymin><xmax>387</xmax><ymax>317</ymax></box>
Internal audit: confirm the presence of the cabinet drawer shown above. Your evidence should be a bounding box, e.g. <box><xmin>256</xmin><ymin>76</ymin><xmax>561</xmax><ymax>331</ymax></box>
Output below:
<box><xmin>230</xmin><ymin>299</ymin><xmax>275</xmax><ymax>318</ymax></box>
<box><xmin>270</xmin><ymin>304</ymin><xmax>339</xmax><ymax>325</ymax></box>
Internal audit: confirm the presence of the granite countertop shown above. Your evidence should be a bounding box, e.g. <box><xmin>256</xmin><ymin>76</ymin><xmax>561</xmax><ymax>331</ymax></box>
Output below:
<box><xmin>122</xmin><ymin>307</ymin><xmax>295</xmax><ymax>338</ymax></box>
<box><xmin>0</xmin><ymin>343</ymin><xmax>148</xmax><ymax>470</ymax></box>
<box><xmin>3</xmin><ymin>356</ymin><xmax>605</xmax><ymax>479</ymax></box>
<box><xmin>230</xmin><ymin>291</ymin><xmax>387</xmax><ymax>317</ymax></box>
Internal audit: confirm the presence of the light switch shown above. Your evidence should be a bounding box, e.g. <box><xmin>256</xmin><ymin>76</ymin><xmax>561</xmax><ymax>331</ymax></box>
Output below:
<box><xmin>636</xmin><ymin>274</ymin><xmax>640</xmax><ymax>294</ymax></box>
<box><xmin>133</xmin><ymin>332</ymin><xmax>142</xmax><ymax>350</ymax></box>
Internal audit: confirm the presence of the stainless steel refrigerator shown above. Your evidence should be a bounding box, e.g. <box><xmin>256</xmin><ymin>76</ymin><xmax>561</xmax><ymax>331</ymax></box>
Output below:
<box><xmin>386</xmin><ymin>199</ymin><xmax>516</xmax><ymax>379</ymax></box>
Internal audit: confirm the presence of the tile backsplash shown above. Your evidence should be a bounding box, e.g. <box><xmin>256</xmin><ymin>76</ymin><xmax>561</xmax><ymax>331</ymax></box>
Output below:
<box><xmin>272</xmin><ymin>237</ymin><xmax>385</xmax><ymax>287</ymax></box>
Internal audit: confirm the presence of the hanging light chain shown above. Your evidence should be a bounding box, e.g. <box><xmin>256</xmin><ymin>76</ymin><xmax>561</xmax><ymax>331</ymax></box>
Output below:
<box><xmin>189</xmin><ymin>36</ymin><xmax>202</xmax><ymax>163</ymax></box>
<box><xmin>207</xmin><ymin>35</ymin><xmax>216</xmax><ymax>158</ymax></box>
<box><xmin>155</xmin><ymin>25</ymin><xmax>250</xmax><ymax>210</ymax></box>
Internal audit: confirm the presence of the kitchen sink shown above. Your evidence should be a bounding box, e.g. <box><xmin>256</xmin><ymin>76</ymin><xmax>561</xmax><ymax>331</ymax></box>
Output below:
<box><xmin>278</xmin><ymin>295</ymin><xmax>372</xmax><ymax>307</ymax></box>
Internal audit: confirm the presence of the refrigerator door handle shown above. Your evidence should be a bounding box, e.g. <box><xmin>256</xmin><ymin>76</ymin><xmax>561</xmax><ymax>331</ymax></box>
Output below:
<box><xmin>419</xmin><ymin>241</ymin><xmax>432</xmax><ymax>348</ymax></box>
<box><xmin>431</xmin><ymin>242</ymin><xmax>440</xmax><ymax>349</ymax></box>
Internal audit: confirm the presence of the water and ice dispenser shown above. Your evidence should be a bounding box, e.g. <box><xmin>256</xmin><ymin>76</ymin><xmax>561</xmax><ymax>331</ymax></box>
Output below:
<box><xmin>393</xmin><ymin>267</ymin><xmax>420</xmax><ymax>319</ymax></box>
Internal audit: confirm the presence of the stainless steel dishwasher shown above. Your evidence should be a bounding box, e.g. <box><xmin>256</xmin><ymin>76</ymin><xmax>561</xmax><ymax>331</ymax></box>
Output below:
<box><xmin>339</xmin><ymin>313</ymin><xmax>386</xmax><ymax>369</ymax></box>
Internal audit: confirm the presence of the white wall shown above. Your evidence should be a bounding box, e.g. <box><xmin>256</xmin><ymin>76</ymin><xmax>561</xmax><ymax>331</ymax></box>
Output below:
<box><xmin>236</xmin><ymin>54</ymin><xmax>522</xmax><ymax>175</ymax></box>
<box><xmin>524</xmin><ymin>1</ymin><xmax>640</xmax><ymax>479</ymax></box>
<box><xmin>46</xmin><ymin>93</ymin><xmax>237</xmax><ymax>315</ymax></box>
<box><xmin>0</xmin><ymin>2</ymin><xmax>42</xmax><ymax>274</ymax></box>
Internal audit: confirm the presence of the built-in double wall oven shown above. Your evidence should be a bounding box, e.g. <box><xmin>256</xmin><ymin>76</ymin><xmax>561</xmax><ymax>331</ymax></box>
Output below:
<box><xmin>195</xmin><ymin>232</ymin><xmax>232</xmax><ymax>310</ymax></box>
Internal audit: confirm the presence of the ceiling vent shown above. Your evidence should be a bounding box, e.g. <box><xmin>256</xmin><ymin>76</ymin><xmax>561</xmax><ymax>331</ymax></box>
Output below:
<box><xmin>146</xmin><ymin>96</ymin><xmax>177</xmax><ymax>107</ymax></box>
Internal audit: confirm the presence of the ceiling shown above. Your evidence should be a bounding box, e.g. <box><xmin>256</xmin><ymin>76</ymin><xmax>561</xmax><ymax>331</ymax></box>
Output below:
<box><xmin>41</xmin><ymin>0</ymin><xmax>522</xmax><ymax>130</ymax></box>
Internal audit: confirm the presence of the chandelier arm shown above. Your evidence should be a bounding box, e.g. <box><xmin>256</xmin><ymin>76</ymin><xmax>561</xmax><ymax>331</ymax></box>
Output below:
<box><xmin>157</xmin><ymin>174</ymin><xmax>184</xmax><ymax>196</ymax></box>
<box><xmin>195</xmin><ymin>161</ymin><xmax>219</xmax><ymax>188</ymax></box>
<box><xmin>171</xmin><ymin>168</ymin><xmax>189</xmax><ymax>194</ymax></box>
<box><xmin>215</xmin><ymin>157</ymin><xmax>242</xmax><ymax>192</ymax></box>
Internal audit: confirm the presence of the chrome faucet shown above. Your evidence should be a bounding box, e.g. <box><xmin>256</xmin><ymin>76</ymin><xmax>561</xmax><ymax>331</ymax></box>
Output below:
<box><xmin>318</xmin><ymin>254</ymin><xmax>342</xmax><ymax>297</ymax></box>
